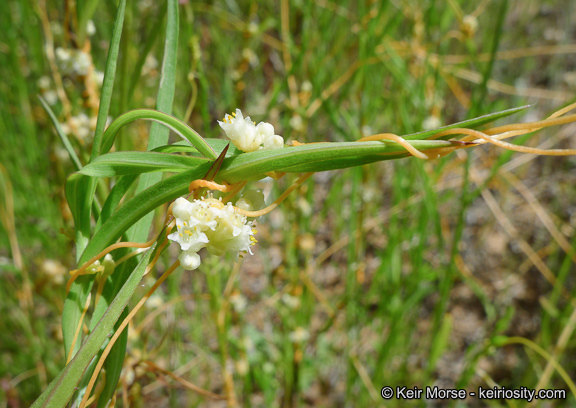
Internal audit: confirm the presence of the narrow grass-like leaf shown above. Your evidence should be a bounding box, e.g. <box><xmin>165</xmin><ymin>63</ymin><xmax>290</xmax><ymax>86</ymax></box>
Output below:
<box><xmin>38</xmin><ymin>95</ymin><xmax>82</xmax><ymax>170</ymax></box>
<box><xmin>95</xmin><ymin>175</ymin><xmax>137</xmax><ymax>231</ymax></box>
<box><xmin>63</xmin><ymin>174</ymin><xmax>95</xmax><ymax>360</ymax></box>
<box><xmin>203</xmin><ymin>144</ymin><xmax>229</xmax><ymax>181</ymax></box>
<box><xmin>90</xmin><ymin>3</ymin><xmax>180</xmax><ymax>405</ymax></box>
<box><xmin>79</xmin><ymin>151</ymin><xmax>211</xmax><ymax>177</ymax></box>
<box><xmin>127</xmin><ymin>6</ymin><xmax>167</xmax><ymax>100</ymax></box>
<box><xmin>124</xmin><ymin>0</ymin><xmax>179</xmax><ymax>245</ymax></box>
<box><xmin>31</xmin><ymin>245</ymin><xmax>157</xmax><ymax>408</ymax></box>
<box><xmin>64</xmin><ymin>174</ymin><xmax>92</xmax><ymax>268</ymax></box>
<box><xmin>90</xmin><ymin>0</ymin><xmax>126</xmax><ymax>160</ymax></box>
<box><xmin>402</xmin><ymin>105</ymin><xmax>530</xmax><ymax>140</ymax></box>
<box><xmin>216</xmin><ymin>140</ymin><xmax>456</xmax><ymax>183</ymax></box>
<box><xmin>152</xmin><ymin>139</ymin><xmax>241</xmax><ymax>157</ymax></box>
<box><xmin>77</xmin><ymin>0</ymin><xmax>101</xmax><ymax>46</ymax></box>
<box><xmin>62</xmin><ymin>0</ymin><xmax>126</xmax><ymax>382</ymax></box>
<box><xmin>100</xmin><ymin>109</ymin><xmax>217</xmax><ymax>159</ymax></box>
<box><xmin>97</xmin><ymin>312</ymin><xmax>128</xmax><ymax>408</ymax></box>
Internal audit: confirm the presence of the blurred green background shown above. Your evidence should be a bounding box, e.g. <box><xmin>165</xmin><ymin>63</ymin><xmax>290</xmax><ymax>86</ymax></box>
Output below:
<box><xmin>1</xmin><ymin>0</ymin><xmax>576</xmax><ymax>406</ymax></box>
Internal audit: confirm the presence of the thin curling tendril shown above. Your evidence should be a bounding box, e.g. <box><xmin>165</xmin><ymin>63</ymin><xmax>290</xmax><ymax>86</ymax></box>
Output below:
<box><xmin>357</xmin><ymin>133</ymin><xmax>430</xmax><ymax>159</ymax></box>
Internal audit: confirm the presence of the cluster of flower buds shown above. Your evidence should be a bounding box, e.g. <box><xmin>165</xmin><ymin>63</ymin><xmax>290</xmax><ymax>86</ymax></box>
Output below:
<box><xmin>168</xmin><ymin>110</ymin><xmax>284</xmax><ymax>269</ymax></box>
<box><xmin>168</xmin><ymin>194</ymin><xmax>261</xmax><ymax>270</ymax></box>
<box><xmin>56</xmin><ymin>47</ymin><xmax>92</xmax><ymax>77</ymax></box>
<box><xmin>218</xmin><ymin>109</ymin><xmax>284</xmax><ymax>152</ymax></box>
<box><xmin>61</xmin><ymin>113</ymin><xmax>94</xmax><ymax>142</ymax></box>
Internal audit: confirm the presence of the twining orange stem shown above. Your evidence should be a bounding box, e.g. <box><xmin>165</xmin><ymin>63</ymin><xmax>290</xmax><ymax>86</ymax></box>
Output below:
<box><xmin>483</xmin><ymin>113</ymin><xmax>576</xmax><ymax>136</ymax></box>
<box><xmin>357</xmin><ymin>133</ymin><xmax>429</xmax><ymax>159</ymax></box>
<box><xmin>547</xmin><ymin>101</ymin><xmax>576</xmax><ymax>119</ymax></box>
<box><xmin>66</xmin><ymin>293</ymin><xmax>91</xmax><ymax>364</ymax></box>
<box><xmin>143</xmin><ymin>360</ymin><xmax>226</xmax><ymax>400</ymax></box>
<box><xmin>66</xmin><ymin>238</ymin><xmax>157</xmax><ymax>293</ymax></box>
<box><xmin>433</xmin><ymin>128</ymin><xmax>576</xmax><ymax>156</ymax></box>
<box><xmin>189</xmin><ymin>179</ymin><xmax>235</xmax><ymax>199</ymax></box>
<box><xmin>235</xmin><ymin>172</ymin><xmax>314</xmax><ymax>217</ymax></box>
<box><xmin>222</xmin><ymin>181</ymin><xmax>247</xmax><ymax>203</ymax></box>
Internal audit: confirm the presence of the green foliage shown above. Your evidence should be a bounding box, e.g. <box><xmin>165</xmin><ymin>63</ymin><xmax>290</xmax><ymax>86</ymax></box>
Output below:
<box><xmin>1</xmin><ymin>0</ymin><xmax>576</xmax><ymax>407</ymax></box>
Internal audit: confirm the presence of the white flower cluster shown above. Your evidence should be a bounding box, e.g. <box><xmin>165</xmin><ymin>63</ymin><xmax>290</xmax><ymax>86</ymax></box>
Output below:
<box><xmin>61</xmin><ymin>113</ymin><xmax>111</xmax><ymax>143</ymax></box>
<box><xmin>37</xmin><ymin>76</ymin><xmax>58</xmax><ymax>106</ymax></box>
<box><xmin>168</xmin><ymin>197</ymin><xmax>257</xmax><ymax>270</ymax></box>
<box><xmin>218</xmin><ymin>109</ymin><xmax>284</xmax><ymax>153</ymax></box>
<box><xmin>84</xmin><ymin>254</ymin><xmax>115</xmax><ymax>278</ymax></box>
<box><xmin>61</xmin><ymin>113</ymin><xmax>93</xmax><ymax>142</ymax></box>
<box><xmin>56</xmin><ymin>47</ymin><xmax>91</xmax><ymax>76</ymax></box>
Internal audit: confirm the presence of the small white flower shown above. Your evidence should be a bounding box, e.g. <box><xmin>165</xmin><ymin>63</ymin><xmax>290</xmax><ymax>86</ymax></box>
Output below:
<box><xmin>247</xmin><ymin>22</ymin><xmax>258</xmax><ymax>34</ymax></box>
<box><xmin>64</xmin><ymin>113</ymin><xmax>92</xmax><ymax>141</ymax></box>
<box><xmin>207</xmin><ymin>203</ymin><xmax>255</xmax><ymax>256</ymax></box>
<box><xmin>168</xmin><ymin>196</ymin><xmax>257</xmax><ymax>270</ymax></box>
<box><xmin>178</xmin><ymin>250</ymin><xmax>202</xmax><ymax>270</ymax></box>
<box><xmin>235</xmin><ymin>358</ymin><xmax>249</xmax><ymax>376</ymax></box>
<box><xmin>101</xmin><ymin>254</ymin><xmax>116</xmax><ymax>279</ymax></box>
<box><xmin>282</xmin><ymin>293</ymin><xmax>301</xmax><ymax>310</ymax></box>
<box><xmin>55</xmin><ymin>47</ymin><xmax>71</xmax><ymax>63</ymax></box>
<box><xmin>257</xmin><ymin>121</ymin><xmax>284</xmax><ymax>150</ymax></box>
<box><xmin>93</xmin><ymin>70</ymin><xmax>105</xmax><ymax>87</ymax></box>
<box><xmin>56</xmin><ymin>48</ymin><xmax>91</xmax><ymax>76</ymax></box>
<box><xmin>37</xmin><ymin>76</ymin><xmax>51</xmax><ymax>90</ymax></box>
<box><xmin>289</xmin><ymin>327</ymin><xmax>310</xmax><ymax>343</ymax></box>
<box><xmin>142</xmin><ymin>54</ymin><xmax>158</xmax><ymax>76</ymax></box>
<box><xmin>235</xmin><ymin>190</ymin><xmax>264</xmax><ymax>212</ymax></box>
<box><xmin>230</xmin><ymin>292</ymin><xmax>248</xmax><ymax>313</ymax></box>
<box><xmin>146</xmin><ymin>294</ymin><xmax>164</xmax><ymax>309</ymax></box>
<box><xmin>288</xmin><ymin>115</ymin><xmax>304</xmax><ymax>133</ymax></box>
<box><xmin>461</xmin><ymin>15</ymin><xmax>478</xmax><ymax>37</ymax></box>
<box><xmin>422</xmin><ymin>115</ymin><xmax>442</xmax><ymax>131</ymax></box>
<box><xmin>167</xmin><ymin>198</ymin><xmax>211</xmax><ymax>252</ymax></box>
<box><xmin>72</xmin><ymin>51</ymin><xmax>91</xmax><ymax>76</ymax></box>
<box><xmin>40</xmin><ymin>259</ymin><xmax>66</xmax><ymax>285</ymax></box>
<box><xmin>86</xmin><ymin>20</ymin><xmax>96</xmax><ymax>36</ymax></box>
<box><xmin>43</xmin><ymin>90</ymin><xmax>58</xmax><ymax>106</ymax></box>
<box><xmin>301</xmin><ymin>80</ymin><xmax>313</xmax><ymax>92</ymax></box>
<box><xmin>218</xmin><ymin>109</ymin><xmax>284</xmax><ymax>153</ymax></box>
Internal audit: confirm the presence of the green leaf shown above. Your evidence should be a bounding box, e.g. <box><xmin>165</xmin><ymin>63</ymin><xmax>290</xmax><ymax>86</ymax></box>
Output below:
<box><xmin>31</xmin><ymin>245</ymin><xmax>157</xmax><ymax>408</ymax></box>
<box><xmin>98</xmin><ymin>310</ymin><xmax>129</xmax><ymax>408</ymax></box>
<box><xmin>64</xmin><ymin>173</ymin><xmax>92</xmax><ymax>268</ymax></box>
<box><xmin>152</xmin><ymin>138</ymin><xmax>241</xmax><ymax>157</ymax></box>
<box><xmin>403</xmin><ymin>105</ymin><xmax>531</xmax><ymax>141</ymax></box>
<box><xmin>95</xmin><ymin>175</ymin><xmax>137</xmax><ymax>231</ymax></box>
<box><xmin>101</xmin><ymin>109</ymin><xmax>218</xmax><ymax>160</ymax></box>
<box><xmin>91</xmin><ymin>4</ymin><xmax>182</xmax><ymax>405</ymax></box>
<box><xmin>79</xmin><ymin>151</ymin><xmax>211</xmax><ymax>177</ymax></box>
<box><xmin>215</xmin><ymin>140</ymin><xmax>456</xmax><ymax>183</ymax></box>
<box><xmin>125</xmin><ymin>0</ymin><xmax>180</xmax><ymax>244</ymax></box>
<box><xmin>127</xmin><ymin>6</ymin><xmax>167</xmax><ymax>100</ymax></box>
<box><xmin>90</xmin><ymin>0</ymin><xmax>126</xmax><ymax>160</ymax></box>
<box><xmin>77</xmin><ymin>0</ymin><xmax>101</xmax><ymax>46</ymax></box>
<box><xmin>62</xmin><ymin>0</ymin><xmax>127</xmax><ymax>397</ymax></box>
<box><xmin>38</xmin><ymin>95</ymin><xmax>83</xmax><ymax>171</ymax></box>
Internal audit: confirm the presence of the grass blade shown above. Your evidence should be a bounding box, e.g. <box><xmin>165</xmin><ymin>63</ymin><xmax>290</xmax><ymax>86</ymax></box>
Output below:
<box><xmin>127</xmin><ymin>0</ymin><xmax>179</xmax><ymax>243</ymax></box>
<box><xmin>90</xmin><ymin>0</ymin><xmax>126</xmax><ymax>160</ymax></box>
<box><xmin>62</xmin><ymin>0</ymin><xmax>126</xmax><ymax>377</ymax></box>
<box><xmin>403</xmin><ymin>105</ymin><xmax>530</xmax><ymax>140</ymax></box>
<box><xmin>89</xmin><ymin>5</ymin><xmax>181</xmax><ymax>402</ymax></box>
<box><xmin>79</xmin><ymin>151</ymin><xmax>211</xmax><ymax>177</ymax></box>
<box><xmin>100</xmin><ymin>109</ymin><xmax>217</xmax><ymax>159</ymax></box>
<box><xmin>31</xmin><ymin>245</ymin><xmax>157</xmax><ymax>408</ymax></box>
<box><xmin>38</xmin><ymin>95</ymin><xmax>82</xmax><ymax>171</ymax></box>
